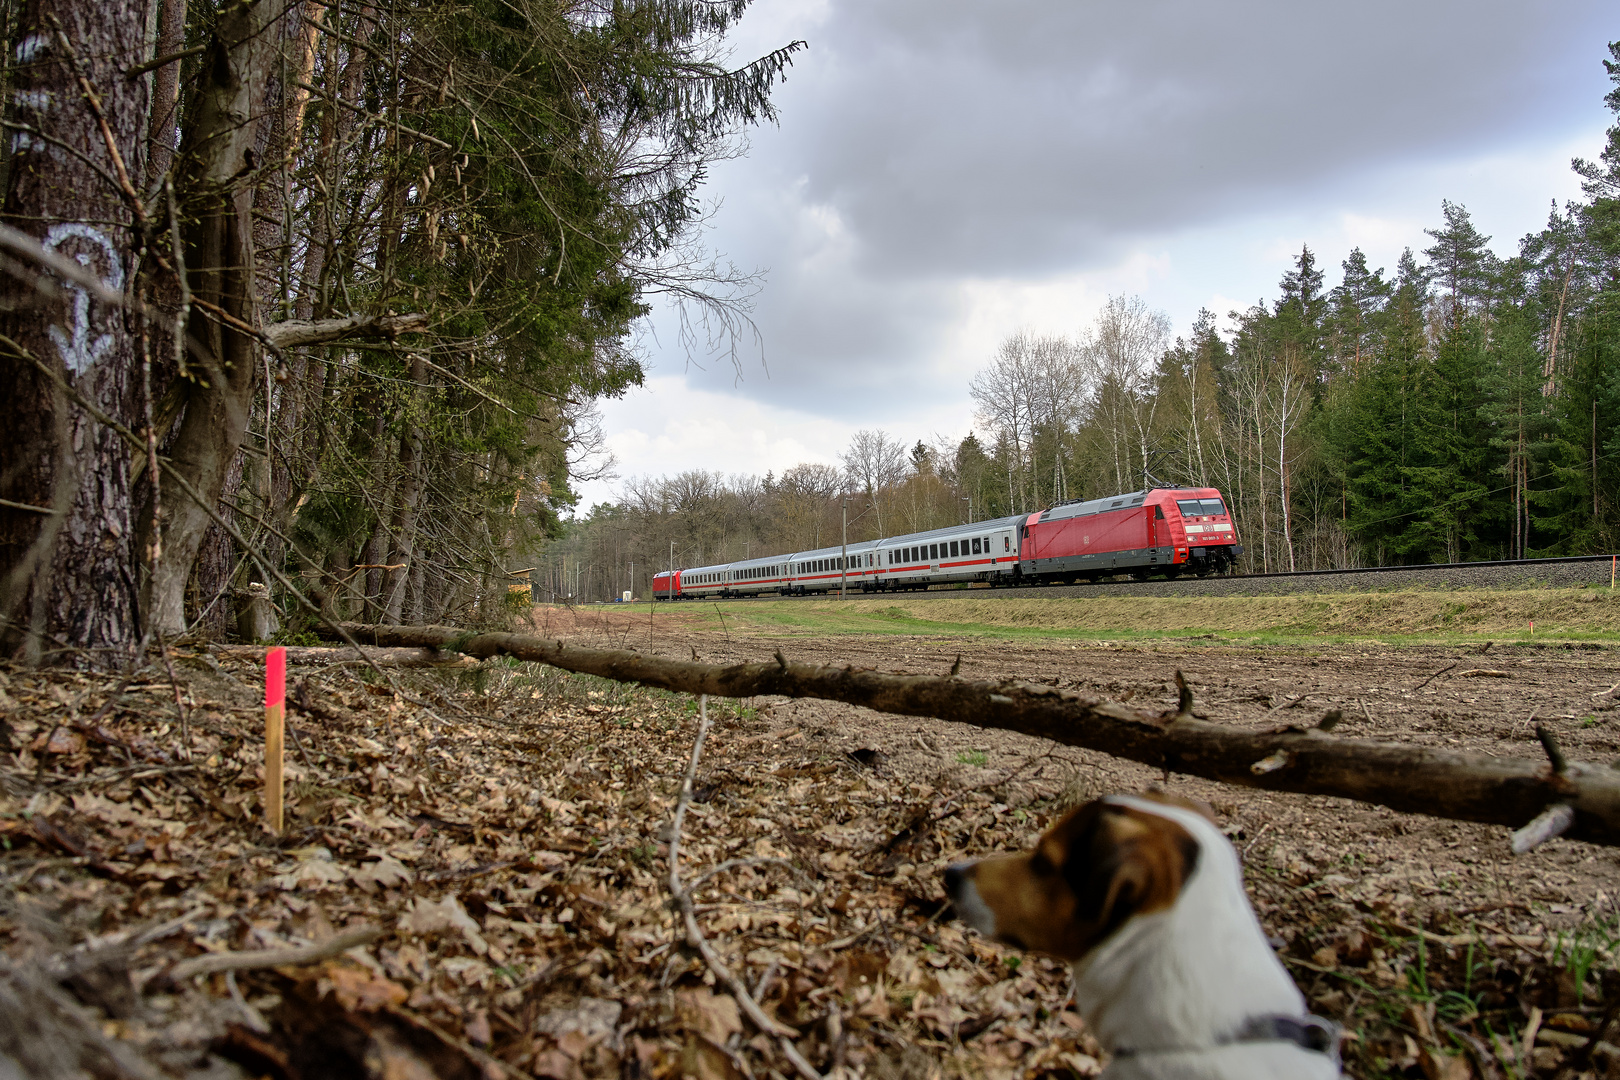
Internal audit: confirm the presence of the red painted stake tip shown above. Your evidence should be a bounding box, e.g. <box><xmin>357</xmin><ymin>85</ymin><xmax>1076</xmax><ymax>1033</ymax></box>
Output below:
<box><xmin>266</xmin><ymin>646</ymin><xmax>286</xmax><ymax>708</ymax></box>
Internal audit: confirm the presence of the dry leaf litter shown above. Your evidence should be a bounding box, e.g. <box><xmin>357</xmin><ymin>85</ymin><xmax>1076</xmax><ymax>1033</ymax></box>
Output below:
<box><xmin>0</xmin><ymin>641</ymin><xmax>1618</xmax><ymax>1080</ymax></box>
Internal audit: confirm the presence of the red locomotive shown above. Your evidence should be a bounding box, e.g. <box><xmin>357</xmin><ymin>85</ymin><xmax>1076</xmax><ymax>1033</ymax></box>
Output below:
<box><xmin>1018</xmin><ymin>487</ymin><xmax>1241</xmax><ymax>582</ymax></box>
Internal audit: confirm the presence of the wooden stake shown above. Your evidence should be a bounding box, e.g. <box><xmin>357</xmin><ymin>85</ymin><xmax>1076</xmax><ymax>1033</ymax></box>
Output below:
<box><xmin>265</xmin><ymin>646</ymin><xmax>285</xmax><ymax>834</ymax></box>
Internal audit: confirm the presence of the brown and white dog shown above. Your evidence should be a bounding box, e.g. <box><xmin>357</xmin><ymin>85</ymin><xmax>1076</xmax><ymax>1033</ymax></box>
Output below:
<box><xmin>944</xmin><ymin>793</ymin><xmax>1340</xmax><ymax>1079</ymax></box>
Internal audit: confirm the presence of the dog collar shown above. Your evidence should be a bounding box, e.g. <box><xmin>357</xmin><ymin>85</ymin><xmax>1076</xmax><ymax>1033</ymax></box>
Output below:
<box><xmin>1233</xmin><ymin>1013</ymin><xmax>1342</xmax><ymax>1063</ymax></box>
<box><xmin>1113</xmin><ymin>1014</ymin><xmax>1341</xmax><ymax>1064</ymax></box>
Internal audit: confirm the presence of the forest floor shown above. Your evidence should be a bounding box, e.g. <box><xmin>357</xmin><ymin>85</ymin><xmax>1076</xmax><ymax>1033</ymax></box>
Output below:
<box><xmin>4</xmin><ymin>592</ymin><xmax>1620</xmax><ymax>1080</ymax></box>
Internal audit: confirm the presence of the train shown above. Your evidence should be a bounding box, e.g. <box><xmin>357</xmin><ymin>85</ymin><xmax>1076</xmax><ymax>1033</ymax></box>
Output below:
<box><xmin>650</xmin><ymin>486</ymin><xmax>1242</xmax><ymax>600</ymax></box>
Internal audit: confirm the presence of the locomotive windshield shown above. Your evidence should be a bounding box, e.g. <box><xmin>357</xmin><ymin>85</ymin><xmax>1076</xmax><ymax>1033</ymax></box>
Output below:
<box><xmin>1176</xmin><ymin>498</ymin><xmax>1227</xmax><ymax>518</ymax></box>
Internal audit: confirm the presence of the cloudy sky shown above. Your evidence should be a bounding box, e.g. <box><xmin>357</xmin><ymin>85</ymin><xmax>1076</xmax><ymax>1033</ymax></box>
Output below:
<box><xmin>575</xmin><ymin>1</ymin><xmax>1616</xmax><ymax>509</ymax></box>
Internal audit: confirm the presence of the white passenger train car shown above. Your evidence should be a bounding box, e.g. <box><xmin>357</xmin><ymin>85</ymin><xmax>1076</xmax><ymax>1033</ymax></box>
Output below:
<box><xmin>871</xmin><ymin>515</ymin><xmax>1024</xmax><ymax>590</ymax></box>
<box><xmin>657</xmin><ymin>516</ymin><xmax>1026</xmax><ymax>599</ymax></box>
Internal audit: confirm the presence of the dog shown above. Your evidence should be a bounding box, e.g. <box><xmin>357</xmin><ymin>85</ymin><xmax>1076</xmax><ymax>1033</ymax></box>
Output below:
<box><xmin>943</xmin><ymin>792</ymin><xmax>1340</xmax><ymax>1079</ymax></box>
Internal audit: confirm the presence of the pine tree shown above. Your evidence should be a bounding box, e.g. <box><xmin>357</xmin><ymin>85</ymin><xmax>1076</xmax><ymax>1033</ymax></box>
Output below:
<box><xmin>1423</xmin><ymin>201</ymin><xmax>1498</xmax><ymax>314</ymax></box>
<box><xmin>1275</xmin><ymin>245</ymin><xmax>1329</xmax><ymax>384</ymax></box>
<box><xmin>1479</xmin><ymin>280</ymin><xmax>1552</xmax><ymax>558</ymax></box>
<box><xmin>1326</xmin><ymin>248</ymin><xmax>1391</xmax><ymax>379</ymax></box>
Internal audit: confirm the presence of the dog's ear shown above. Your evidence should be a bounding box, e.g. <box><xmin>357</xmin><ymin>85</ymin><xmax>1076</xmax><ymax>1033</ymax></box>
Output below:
<box><xmin>1136</xmin><ymin>787</ymin><xmax>1220</xmax><ymax>826</ymax></box>
<box><xmin>1065</xmin><ymin>803</ymin><xmax>1199</xmax><ymax>939</ymax></box>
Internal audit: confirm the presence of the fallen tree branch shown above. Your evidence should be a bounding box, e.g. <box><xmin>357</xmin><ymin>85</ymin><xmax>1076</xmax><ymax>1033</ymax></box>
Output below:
<box><xmin>168</xmin><ymin>925</ymin><xmax>381</xmax><ymax>981</ymax></box>
<box><xmin>262</xmin><ymin>312</ymin><xmax>428</xmax><ymax>349</ymax></box>
<box><xmin>334</xmin><ymin>622</ymin><xmax>1620</xmax><ymax>848</ymax></box>
<box><xmin>211</xmin><ymin>645</ymin><xmax>480</xmax><ymax>669</ymax></box>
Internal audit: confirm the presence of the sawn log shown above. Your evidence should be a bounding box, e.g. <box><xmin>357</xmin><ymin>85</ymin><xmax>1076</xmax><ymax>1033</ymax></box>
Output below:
<box><xmin>331</xmin><ymin>622</ymin><xmax>1620</xmax><ymax>848</ymax></box>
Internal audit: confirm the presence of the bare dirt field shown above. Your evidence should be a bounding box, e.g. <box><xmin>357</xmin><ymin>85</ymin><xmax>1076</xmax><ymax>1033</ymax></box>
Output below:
<box><xmin>4</xmin><ymin>597</ymin><xmax>1620</xmax><ymax>1080</ymax></box>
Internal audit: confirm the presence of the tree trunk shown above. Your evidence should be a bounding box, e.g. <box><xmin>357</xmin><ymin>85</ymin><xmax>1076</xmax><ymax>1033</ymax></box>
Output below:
<box><xmin>383</xmin><ymin>354</ymin><xmax>426</xmax><ymax>623</ymax></box>
<box><xmin>0</xmin><ymin>0</ymin><xmax>153</xmax><ymax>665</ymax></box>
<box><xmin>145</xmin><ymin>0</ymin><xmax>185</xmax><ymax>185</ymax></box>
<box><xmin>140</xmin><ymin>0</ymin><xmax>291</xmax><ymax>636</ymax></box>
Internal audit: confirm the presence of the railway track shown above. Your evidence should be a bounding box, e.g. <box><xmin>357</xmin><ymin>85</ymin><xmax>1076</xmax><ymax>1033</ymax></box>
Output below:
<box><xmin>633</xmin><ymin>553</ymin><xmax>1619</xmax><ymax>604</ymax></box>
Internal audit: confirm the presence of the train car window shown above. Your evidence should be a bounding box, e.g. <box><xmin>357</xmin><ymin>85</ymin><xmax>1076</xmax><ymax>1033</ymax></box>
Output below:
<box><xmin>947</xmin><ymin>541</ymin><xmax>956</xmax><ymax>557</ymax></box>
<box><xmin>972</xmin><ymin>538</ymin><xmax>981</xmax><ymax>554</ymax></box>
<box><xmin>931</xmin><ymin>543</ymin><xmax>940</xmax><ymax>560</ymax></box>
<box><xmin>1003</xmin><ymin>536</ymin><xmax>1010</xmax><ymax>551</ymax></box>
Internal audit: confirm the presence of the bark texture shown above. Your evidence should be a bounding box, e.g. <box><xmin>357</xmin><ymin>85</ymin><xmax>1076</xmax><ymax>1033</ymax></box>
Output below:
<box><xmin>337</xmin><ymin>622</ymin><xmax>1620</xmax><ymax>847</ymax></box>
<box><xmin>0</xmin><ymin>1</ymin><xmax>152</xmax><ymax>664</ymax></box>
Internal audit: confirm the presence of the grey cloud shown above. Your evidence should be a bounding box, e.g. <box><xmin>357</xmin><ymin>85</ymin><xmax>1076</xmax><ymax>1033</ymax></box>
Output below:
<box><xmin>766</xmin><ymin>0</ymin><xmax>1612</xmax><ymax>276</ymax></box>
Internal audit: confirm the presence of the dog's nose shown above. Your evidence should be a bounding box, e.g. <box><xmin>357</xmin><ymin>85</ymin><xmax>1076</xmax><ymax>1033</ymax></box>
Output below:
<box><xmin>943</xmin><ymin>863</ymin><xmax>969</xmax><ymax>896</ymax></box>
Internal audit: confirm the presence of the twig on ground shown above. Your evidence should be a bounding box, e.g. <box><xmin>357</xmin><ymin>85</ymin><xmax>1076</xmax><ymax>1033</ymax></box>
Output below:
<box><xmin>168</xmin><ymin>925</ymin><xmax>381</xmax><ymax>981</ymax></box>
<box><xmin>1412</xmin><ymin>662</ymin><xmax>1458</xmax><ymax>691</ymax></box>
<box><xmin>668</xmin><ymin>695</ymin><xmax>823</xmax><ymax>1080</ymax></box>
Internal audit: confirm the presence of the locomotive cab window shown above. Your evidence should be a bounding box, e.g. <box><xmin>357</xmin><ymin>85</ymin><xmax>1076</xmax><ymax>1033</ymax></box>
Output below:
<box><xmin>1155</xmin><ymin>506</ymin><xmax>1165</xmax><ymax>519</ymax></box>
